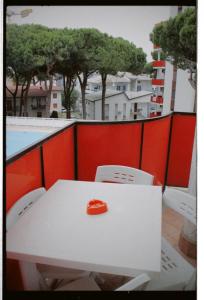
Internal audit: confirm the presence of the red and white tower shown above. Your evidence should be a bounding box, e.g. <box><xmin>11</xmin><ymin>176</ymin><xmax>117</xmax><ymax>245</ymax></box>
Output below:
<box><xmin>150</xmin><ymin>45</ymin><xmax>165</xmax><ymax>117</ymax></box>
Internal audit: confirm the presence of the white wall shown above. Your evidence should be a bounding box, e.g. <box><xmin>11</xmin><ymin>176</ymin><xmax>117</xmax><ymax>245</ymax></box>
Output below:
<box><xmin>162</xmin><ymin>61</ymin><xmax>174</xmax><ymax>115</ymax></box>
<box><xmin>174</xmin><ymin>69</ymin><xmax>195</xmax><ymax>112</ymax></box>
<box><xmin>140</xmin><ymin>81</ymin><xmax>152</xmax><ymax>92</ymax></box>
<box><xmin>50</xmin><ymin>91</ymin><xmax>62</xmax><ymax>113</ymax></box>
<box><xmin>86</xmin><ymin>101</ymin><xmax>95</xmax><ymax>120</ymax></box>
<box><xmin>94</xmin><ymin>93</ymin><xmax>127</xmax><ymax>120</ymax></box>
<box><xmin>94</xmin><ymin>93</ymin><xmax>151</xmax><ymax>121</ymax></box>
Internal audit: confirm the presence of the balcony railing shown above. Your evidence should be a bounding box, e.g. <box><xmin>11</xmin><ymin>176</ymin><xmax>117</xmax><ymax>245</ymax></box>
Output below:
<box><xmin>6</xmin><ymin>112</ymin><xmax>196</xmax><ymax>210</ymax></box>
<box><xmin>151</xmin><ymin>96</ymin><xmax>164</xmax><ymax>104</ymax></box>
<box><xmin>6</xmin><ymin>112</ymin><xmax>196</xmax><ymax>290</ymax></box>
<box><xmin>152</xmin><ymin>61</ymin><xmax>165</xmax><ymax>68</ymax></box>
<box><xmin>152</xmin><ymin>79</ymin><xmax>164</xmax><ymax>86</ymax></box>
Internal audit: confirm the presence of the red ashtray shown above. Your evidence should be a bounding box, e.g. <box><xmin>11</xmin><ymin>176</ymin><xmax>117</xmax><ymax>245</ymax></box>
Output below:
<box><xmin>87</xmin><ymin>199</ymin><xmax>108</xmax><ymax>215</ymax></box>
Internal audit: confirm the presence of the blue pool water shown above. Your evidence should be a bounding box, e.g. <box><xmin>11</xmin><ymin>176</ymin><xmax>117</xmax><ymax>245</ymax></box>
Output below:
<box><xmin>7</xmin><ymin>131</ymin><xmax>49</xmax><ymax>158</ymax></box>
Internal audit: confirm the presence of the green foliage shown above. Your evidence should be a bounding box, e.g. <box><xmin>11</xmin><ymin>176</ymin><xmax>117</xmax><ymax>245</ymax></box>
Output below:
<box><xmin>151</xmin><ymin>50</ymin><xmax>166</xmax><ymax>61</ymax></box>
<box><xmin>150</xmin><ymin>7</ymin><xmax>196</xmax><ymax>69</ymax></box>
<box><xmin>143</xmin><ymin>62</ymin><xmax>153</xmax><ymax>75</ymax></box>
<box><xmin>6</xmin><ymin>24</ymin><xmax>147</xmax><ymax>118</ymax></box>
<box><xmin>62</xmin><ymin>89</ymin><xmax>79</xmax><ymax>110</ymax></box>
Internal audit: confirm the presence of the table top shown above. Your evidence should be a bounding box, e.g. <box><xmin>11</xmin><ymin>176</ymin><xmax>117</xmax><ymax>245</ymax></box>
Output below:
<box><xmin>7</xmin><ymin>180</ymin><xmax>162</xmax><ymax>277</ymax></box>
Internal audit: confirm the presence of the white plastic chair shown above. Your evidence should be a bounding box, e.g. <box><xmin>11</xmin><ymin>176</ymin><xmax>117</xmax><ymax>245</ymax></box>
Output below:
<box><xmin>145</xmin><ymin>187</ymin><xmax>196</xmax><ymax>290</ymax></box>
<box><xmin>55</xmin><ymin>273</ymin><xmax>151</xmax><ymax>291</ymax></box>
<box><xmin>6</xmin><ymin>187</ymin><xmax>46</xmax><ymax>231</ymax></box>
<box><xmin>95</xmin><ymin>165</ymin><xmax>154</xmax><ymax>185</ymax></box>
<box><xmin>6</xmin><ymin>187</ymin><xmax>89</xmax><ymax>290</ymax></box>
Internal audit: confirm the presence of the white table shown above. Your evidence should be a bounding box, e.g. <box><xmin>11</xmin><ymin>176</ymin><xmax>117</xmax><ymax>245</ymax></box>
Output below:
<box><xmin>7</xmin><ymin>180</ymin><xmax>162</xmax><ymax>290</ymax></box>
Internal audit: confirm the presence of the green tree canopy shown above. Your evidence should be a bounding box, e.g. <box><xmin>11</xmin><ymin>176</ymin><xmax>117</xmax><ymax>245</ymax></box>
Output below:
<box><xmin>150</xmin><ymin>7</ymin><xmax>196</xmax><ymax>69</ymax></box>
<box><xmin>151</xmin><ymin>50</ymin><xmax>166</xmax><ymax>61</ymax></box>
<box><xmin>143</xmin><ymin>62</ymin><xmax>153</xmax><ymax>75</ymax></box>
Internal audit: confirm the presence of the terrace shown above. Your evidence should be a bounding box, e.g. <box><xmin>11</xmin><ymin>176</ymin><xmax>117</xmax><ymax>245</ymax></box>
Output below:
<box><xmin>6</xmin><ymin>112</ymin><xmax>196</xmax><ymax>291</ymax></box>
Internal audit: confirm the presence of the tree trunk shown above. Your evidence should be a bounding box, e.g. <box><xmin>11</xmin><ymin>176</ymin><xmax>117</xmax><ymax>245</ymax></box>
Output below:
<box><xmin>45</xmin><ymin>77</ymin><xmax>53</xmax><ymax>117</ymax></box>
<box><xmin>23</xmin><ymin>78</ymin><xmax>32</xmax><ymax>117</ymax></box>
<box><xmin>63</xmin><ymin>74</ymin><xmax>75</xmax><ymax>119</ymax></box>
<box><xmin>101</xmin><ymin>73</ymin><xmax>107</xmax><ymax>120</ymax></box>
<box><xmin>19</xmin><ymin>84</ymin><xmax>25</xmax><ymax>116</ymax></box>
<box><xmin>66</xmin><ymin>94</ymin><xmax>71</xmax><ymax>119</ymax></box>
<box><xmin>6</xmin><ymin>75</ymin><xmax>19</xmax><ymax>116</ymax></box>
<box><xmin>77</xmin><ymin>72</ymin><xmax>88</xmax><ymax>119</ymax></box>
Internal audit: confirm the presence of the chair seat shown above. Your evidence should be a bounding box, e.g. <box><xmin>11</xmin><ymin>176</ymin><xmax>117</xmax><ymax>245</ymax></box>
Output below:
<box><xmin>55</xmin><ymin>276</ymin><xmax>101</xmax><ymax>291</ymax></box>
<box><xmin>37</xmin><ymin>264</ymin><xmax>89</xmax><ymax>280</ymax></box>
<box><xmin>145</xmin><ymin>238</ymin><xmax>195</xmax><ymax>290</ymax></box>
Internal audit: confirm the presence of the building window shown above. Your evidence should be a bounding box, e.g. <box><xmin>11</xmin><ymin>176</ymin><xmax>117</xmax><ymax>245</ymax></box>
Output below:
<box><xmin>53</xmin><ymin>93</ymin><xmax>57</xmax><ymax>99</ymax></box>
<box><xmin>53</xmin><ymin>103</ymin><xmax>58</xmax><ymax>109</ymax></box>
<box><xmin>137</xmin><ymin>85</ymin><xmax>142</xmax><ymax>92</ymax></box>
<box><xmin>37</xmin><ymin>112</ymin><xmax>42</xmax><ymax>118</ymax></box>
<box><xmin>7</xmin><ymin>100</ymin><xmax>12</xmax><ymax>111</ymax></box>
<box><xmin>116</xmin><ymin>86</ymin><xmax>121</xmax><ymax>91</ymax></box>
<box><xmin>94</xmin><ymin>85</ymin><xmax>100</xmax><ymax>91</ymax></box>
<box><xmin>123</xmin><ymin>103</ymin><xmax>126</xmax><ymax>119</ymax></box>
<box><xmin>105</xmin><ymin>104</ymin><xmax>109</xmax><ymax>120</ymax></box>
<box><xmin>115</xmin><ymin>103</ymin><xmax>118</xmax><ymax>120</ymax></box>
<box><xmin>122</xmin><ymin>86</ymin><xmax>126</xmax><ymax>91</ymax></box>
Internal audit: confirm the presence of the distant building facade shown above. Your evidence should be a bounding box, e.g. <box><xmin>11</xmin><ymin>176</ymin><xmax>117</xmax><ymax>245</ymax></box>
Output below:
<box><xmin>78</xmin><ymin>90</ymin><xmax>153</xmax><ymax>121</ymax></box>
<box><xmin>6</xmin><ymin>85</ymin><xmax>63</xmax><ymax>117</ymax></box>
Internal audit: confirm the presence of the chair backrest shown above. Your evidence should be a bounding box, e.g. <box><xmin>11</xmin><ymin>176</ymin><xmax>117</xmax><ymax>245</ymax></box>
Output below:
<box><xmin>95</xmin><ymin>165</ymin><xmax>154</xmax><ymax>185</ymax></box>
<box><xmin>163</xmin><ymin>187</ymin><xmax>196</xmax><ymax>225</ymax></box>
<box><xmin>6</xmin><ymin>187</ymin><xmax>46</xmax><ymax>231</ymax></box>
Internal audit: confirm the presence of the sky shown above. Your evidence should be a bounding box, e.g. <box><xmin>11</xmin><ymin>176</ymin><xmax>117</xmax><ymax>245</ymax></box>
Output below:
<box><xmin>7</xmin><ymin>5</ymin><xmax>171</xmax><ymax>62</ymax></box>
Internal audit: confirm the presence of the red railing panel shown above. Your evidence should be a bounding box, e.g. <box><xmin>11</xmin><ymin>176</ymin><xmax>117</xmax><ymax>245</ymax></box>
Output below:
<box><xmin>152</xmin><ymin>60</ymin><xmax>165</xmax><ymax>68</ymax></box>
<box><xmin>43</xmin><ymin>127</ymin><xmax>75</xmax><ymax>189</ymax></box>
<box><xmin>152</xmin><ymin>79</ymin><xmax>164</xmax><ymax>86</ymax></box>
<box><xmin>77</xmin><ymin>123</ymin><xmax>142</xmax><ymax>181</ymax></box>
<box><xmin>167</xmin><ymin>114</ymin><xmax>196</xmax><ymax>187</ymax></box>
<box><xmin>141</xmin><ymin>116</ymin><xmax>171</xmax><ymax>185</ymax></box>
<box><xmin>6</xmin><ymin>148</ymin><xmax>42</xmax><ymax>212</ymax></box>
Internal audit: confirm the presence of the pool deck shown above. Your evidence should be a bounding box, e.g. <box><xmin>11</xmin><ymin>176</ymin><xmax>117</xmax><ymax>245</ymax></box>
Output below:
<box><xmin>7</xmin><ymin>124</ymin><xmax>59</xmax><ymax>133</ymax></box>
<box><xmin>6</xmin><ymin>117</ymin><xmax>76</xmax><ymax>134</ymax></box>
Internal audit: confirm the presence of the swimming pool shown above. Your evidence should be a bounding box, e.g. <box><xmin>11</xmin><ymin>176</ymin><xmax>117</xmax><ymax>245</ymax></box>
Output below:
<box><xmin>6</xmin><ymin>131</ymin><xmax>49</xmax><ymax>158</ymax></box>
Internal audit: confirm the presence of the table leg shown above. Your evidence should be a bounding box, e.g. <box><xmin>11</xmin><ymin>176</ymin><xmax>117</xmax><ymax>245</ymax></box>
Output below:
<box><xmin>19</xmin><ymin>261</ymin><xmax>47</xmax><ymax>290</ymax></box>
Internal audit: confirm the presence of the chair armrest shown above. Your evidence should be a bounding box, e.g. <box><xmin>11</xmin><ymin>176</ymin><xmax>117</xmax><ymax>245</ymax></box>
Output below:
<box><xmin>115</xmin><ymin>274</ymin><xmax>151</xmax><ymax>291</ymax></box>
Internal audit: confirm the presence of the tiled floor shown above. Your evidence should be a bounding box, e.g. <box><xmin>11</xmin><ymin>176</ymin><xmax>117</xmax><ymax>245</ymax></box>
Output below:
<box><xmin>162</xmin><ymin>207</ymin><xmax>196</xmax><ymax>267</ymax></box>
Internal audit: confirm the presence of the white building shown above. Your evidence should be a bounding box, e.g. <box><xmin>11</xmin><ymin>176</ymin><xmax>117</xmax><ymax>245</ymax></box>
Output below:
<box><xmin>81</xmin><ymin>90</ymin><xmax>153</xmax><ymax>121</ymax></box>
<box><xmin>49</xmin><ymin>86</ymin><xmax>63</xmax><ymax>115</ymax></box>
<box><xmin>76</xmin><ymin>72</ymin><xmax>152</xmax><ymax>94</ymax></box>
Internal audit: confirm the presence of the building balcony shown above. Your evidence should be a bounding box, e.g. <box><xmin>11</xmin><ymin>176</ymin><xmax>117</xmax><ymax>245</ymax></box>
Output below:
<box><xmin>152</xmin><ymin>60</ymin><xmax>165</xmax><ymax>68</ymax></box>
<box><xmin>151</xmin><ymin>95</ymin><xmax>164</xmax><ymax>104</ymax></box>
<box><xmin>153</xmin><ymin>44</ymin><xmax>161</xmax><ymax>50</ymax></box>
<box><xmin>152</xmin><ymin>79</ymin><xmax>164</xmax><ymax>86</ymax></box>
<box><xmin>6</xmin><ymin>112</ymin><xmax>196</xmax><ymax>291</ymax></box>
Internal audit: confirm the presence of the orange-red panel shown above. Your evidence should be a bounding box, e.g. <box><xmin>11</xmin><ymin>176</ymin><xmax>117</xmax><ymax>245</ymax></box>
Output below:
<box><xmin>77</xmin><ymin>123</ymin><xmax>142</xmax><ymax>181</ymax></box>
<box><xmin>152</xmin><ymin>79</ymin><xmax>164</xmax><ymax>86</ymax></box>
<box><xmin>6</xmin><ymin>148</ymin><xmax>42</xmax><ymax>212</ymax></box>
<box><xmin>43</xmin><ymin>127</ymin><xmax>75</xmax><ymax>189</ymax></box>
<box><xmin>152</xmin><ymin>60</ymin><xmax>165</xmax><ymax>68</ymax></box>
<box><xmin>141</xmin><ymin>117</ymin><xmax>171</xmax><ymax>185</ymax></box>
<box><xmin>167</xmin><ymin>114</ymin><xmax>196</xmax><ymax>187</ymax></box>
